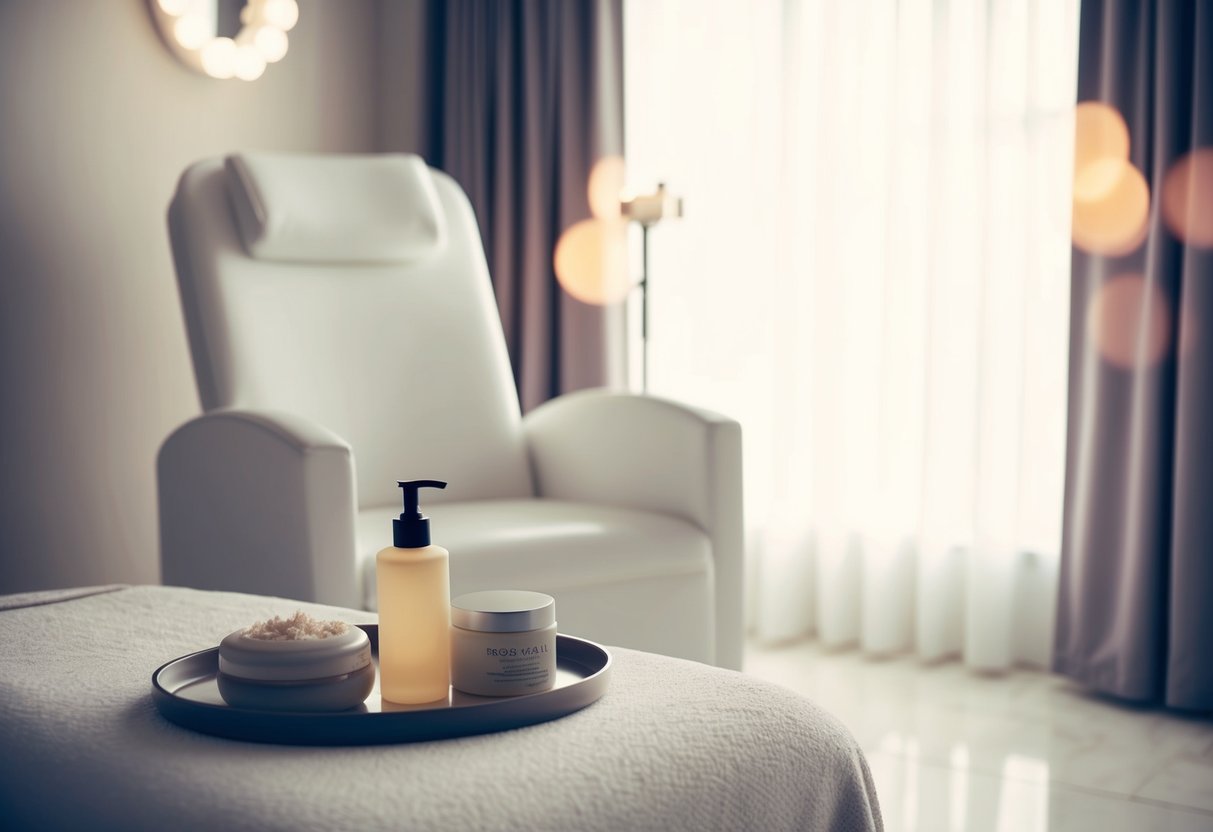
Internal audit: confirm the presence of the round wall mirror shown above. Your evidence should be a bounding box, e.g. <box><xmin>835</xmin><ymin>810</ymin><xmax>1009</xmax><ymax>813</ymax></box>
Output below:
<box><xmin>149</xmin><ymin>0</ymin><xmax>298</xmax><ymax>81</ymax></box>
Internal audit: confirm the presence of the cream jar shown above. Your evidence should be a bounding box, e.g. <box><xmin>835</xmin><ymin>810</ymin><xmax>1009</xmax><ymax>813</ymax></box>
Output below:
<box><xmin>217</xmin><ymin>613</ymin><xmax>374</xmax><ymax>712</ymax></box>
<box><xmin>450</xmin><ymin>591</ymin><xmax>557</xmax><ymax>697</ymax></box>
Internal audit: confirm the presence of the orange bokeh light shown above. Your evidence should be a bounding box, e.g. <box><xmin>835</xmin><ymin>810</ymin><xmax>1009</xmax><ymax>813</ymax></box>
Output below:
<box><xmin>1073</xmin><ymin>102</ymin><xmax>1130</xmax><ymax>194</ymax></box>
<box><xmin>1072</xmin><ymin>159</ymin><xmax>1150</xmax><ymax>256</ymax></box>
<box><xmin>1162</xmin><ymin>148</ymin><xmax>1213</xmax><ymax>248</ymax></box>
<box><xmin>1071</xmin><ymin>102</ymin><xmax>1149</xmax><ymax>257</ymax></box>
<box><xmin>553</xmin><ymin>218</ymin><xmax>632</xmax><ymax>305</ymax></box>
<box><xmin>587</xmin><ymin>156</ymin><xmax>627</xmax><ymax>220</ymax></box>
<box><xmin>1086</xmin><ymin>273</ymin><xmax>1171</xmax><ymax>369</ymax></box>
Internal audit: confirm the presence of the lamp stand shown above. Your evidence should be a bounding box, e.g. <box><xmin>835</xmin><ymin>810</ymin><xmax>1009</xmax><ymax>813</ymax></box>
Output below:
<box><xmin>640</xmin><ymin>222</ymin><xmax>651</xmax><ymax>392</ymax></box>
<box><xmin>621</xmin><ymin>182</ymin><xmax>681</xmax><ymax>395</ymax></box>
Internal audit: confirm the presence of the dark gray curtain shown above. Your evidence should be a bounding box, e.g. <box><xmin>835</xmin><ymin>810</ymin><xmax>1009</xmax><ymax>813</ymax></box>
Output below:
<box><xmin>423</xmin><ymin>0</ymin><xmax>626</xmax><ymax>412</ymax></box>
<box><xmin>1056</xmin><ymin>0</ymin><xmax>1213</xmax><ymax>710</ymax></box>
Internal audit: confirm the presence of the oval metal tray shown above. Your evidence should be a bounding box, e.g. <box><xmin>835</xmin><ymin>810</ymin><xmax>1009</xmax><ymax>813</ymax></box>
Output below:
<box><xmin>152</xmin><ymin>625</ymin><xmax>611</xmax><ymax>746</ymax></box>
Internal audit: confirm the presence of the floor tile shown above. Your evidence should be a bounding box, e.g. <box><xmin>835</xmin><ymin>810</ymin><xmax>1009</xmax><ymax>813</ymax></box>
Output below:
<box><xmin>1136</xmin><ymin>756</ymin><xmax>1213</xmax><ymax>814</ymax></box>
<box><xmin>865</xmin><ymin>750</ymin><xmax>1213</xmax><ymax>832</ymax></box>
<box><xmin>745</xmin><ymin>638</ymin><xmax>1213</xmax><ymax>827</ymax></box>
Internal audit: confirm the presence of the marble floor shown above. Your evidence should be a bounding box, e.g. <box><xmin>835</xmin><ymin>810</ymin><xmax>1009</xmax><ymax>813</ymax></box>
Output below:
<box><xmin>744</xmin><ymin>640</ymin><xmax>1213</xmax><ymax>832</ymax></box>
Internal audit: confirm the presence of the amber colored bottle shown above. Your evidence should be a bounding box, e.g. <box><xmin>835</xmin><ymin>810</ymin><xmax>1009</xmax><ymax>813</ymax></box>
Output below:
<box><xmin>376</xmin><ymin>480</ymin><xmax>451</xmax><ymax>704</ymax></box>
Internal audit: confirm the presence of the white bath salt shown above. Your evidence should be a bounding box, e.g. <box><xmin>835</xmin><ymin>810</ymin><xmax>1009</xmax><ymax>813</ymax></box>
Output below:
<box><xmin>242</xmin><ymin>611</ymin><xmax>350</xmax><ymax>641</ymax></box>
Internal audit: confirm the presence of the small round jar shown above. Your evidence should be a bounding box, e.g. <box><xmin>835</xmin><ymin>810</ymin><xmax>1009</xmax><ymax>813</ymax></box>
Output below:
<box><xmin>217</xmin><ymin>626</ymin><xmax>374</xmax><ymax>712</ymax></box>
<box><xmin>450</xmin><ymin>591</ymin><xmax>557</xmax><ymax>697</ymax></box>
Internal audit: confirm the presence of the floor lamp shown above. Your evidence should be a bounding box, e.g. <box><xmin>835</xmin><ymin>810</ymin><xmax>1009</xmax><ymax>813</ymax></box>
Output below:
<box><xmin>621</xmin><ymin>184</ymin><xmax>683</xmax><ymax>391</ymax></box>
<box><xmin>554</xmin><ymin>181</ymin><xmax>682</xmax><ymax>393</ymax></box>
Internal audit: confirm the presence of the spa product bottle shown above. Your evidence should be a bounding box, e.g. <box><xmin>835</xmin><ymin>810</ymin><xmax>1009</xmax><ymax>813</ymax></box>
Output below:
<box><xmin>377</xmin><ymin>479</ymin><xmax>451</xmax><ymax>704</ymax></box>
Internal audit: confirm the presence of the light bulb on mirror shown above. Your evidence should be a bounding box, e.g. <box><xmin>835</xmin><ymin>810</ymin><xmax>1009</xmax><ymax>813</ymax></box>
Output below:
<box><xmin>233</xmin><ymin>44</ymin><xmax>267</xmax><ymax>81</ymax></box>
<box><xmin>173</xmin><ymin>14</ymin><xmax>211</xmax><ymax>50</ymax></box>
<box><xmin>261</xmin><ymin>0</ymin><xmax>299</xmax><ymax>31</ymax></box>
<box><xmin>201</xmin><ymin>37</ymin><xmax>238</xmax><ymax>79</ymax></box>
<box><xmin>253</xmin><ymin>25</ymin><xmax>289</xmax><ymax>62</ymax></box>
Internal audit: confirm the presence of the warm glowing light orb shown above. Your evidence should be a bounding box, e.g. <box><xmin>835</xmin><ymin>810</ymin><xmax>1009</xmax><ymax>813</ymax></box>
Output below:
<box><xmin>201</xmin><ymin>37</ymin><xmax>238</xmax><ymax>79</ymax></box>
<box><xmin>262</xmin><ymin>0</ymin><xmax>300</xmax><ymax>32</ymax></box>
<box><xmin>1073</xmin><ymin>102</ymin><xmax>1130</xmax><ymax>193</ymax></box>
<box><xmin>253</xmin><ymin>25</ymin><xmax>290</xmax><ymax>63</ymax></box>
<box><xmin>158</xmin><ymin>0</ymin><xmax>191</xmax><ymax>15</ymax></box>
<box><xmin>1072</xmin><ymin>160</ymin><xmax>1150</xmax><ymax>256</ymax></box>
<box><xmin>173</xmin><ymin>14</ymin><xmax>211</xmax><ymax>50</ymax></box>
<box><xmin>1086</xmin><ymin>273</ymin><xmax>1171</xmax><ymax>368</ymax></box>
<box><xmin>588</xmin><ymin>156</ymin><xmax>627</xmax><ymax>220</ymax></box>
<box><xmin>1162</xmin><ymin>148</ymin><xmax>1213</xmax><ymax>248</ymax></box>
<box><xmin>553</xmin><ymin>218</ymin><xmax>632</xmax><ymax>305</ymax></box>
<box><xmin>233</xmin><ymin>44</ymin><xmax>267</xmax><ymax>81</ymax></box>
<box><xmin>1074</xmin><ymin>157</ymin><xmax>1130</xmax><ymax>203</ymax></box>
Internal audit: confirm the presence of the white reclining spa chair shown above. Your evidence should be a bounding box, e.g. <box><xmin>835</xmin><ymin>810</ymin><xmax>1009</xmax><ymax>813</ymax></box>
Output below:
<box><xmin>159</xmin><ymin>152</ymin><xmax>743</xmax><ymax>668</ymax></box>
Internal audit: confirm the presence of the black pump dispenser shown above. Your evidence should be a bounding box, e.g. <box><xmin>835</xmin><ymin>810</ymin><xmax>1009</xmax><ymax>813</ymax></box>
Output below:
<box><xmin>393</xmin><ymin>480</ymin><xmax>447</xmax><ymax>548</ymax></box>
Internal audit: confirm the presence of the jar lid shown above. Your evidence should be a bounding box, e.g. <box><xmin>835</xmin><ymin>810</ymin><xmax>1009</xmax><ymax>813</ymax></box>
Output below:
<box><xmin>218</xmin><ymin>625</ymin><xmax>371</xmax><ymax>682</ymax></box>
<box><xmin>451</xmin><ymin>590</ymin><xmax>555</xmax><ymax>633</ymax></box>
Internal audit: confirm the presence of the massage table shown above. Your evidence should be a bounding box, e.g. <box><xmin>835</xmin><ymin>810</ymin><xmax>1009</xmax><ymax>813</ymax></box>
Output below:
<box><xmin>0</xmin><ymin>585</ymin><xmax>882</xmax><ymax>831</ymax></box>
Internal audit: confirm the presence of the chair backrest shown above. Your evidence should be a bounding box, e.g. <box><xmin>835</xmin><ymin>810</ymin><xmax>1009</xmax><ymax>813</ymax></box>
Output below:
<box><xmin>168</xmin><ymin>153</ymin><xmax>534</xmax><ymax>509</ymax></box>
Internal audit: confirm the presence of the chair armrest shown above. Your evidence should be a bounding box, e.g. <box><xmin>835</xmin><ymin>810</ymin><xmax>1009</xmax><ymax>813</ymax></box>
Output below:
<box><xmin>522</xmin><ymin>389</ymin><xmax>745</xmax><ymax>669</ymax></box>
<box><xmin>157</xmin><ymin>409</ymin><xmax>360</xmax><ymax>609</ymax></box>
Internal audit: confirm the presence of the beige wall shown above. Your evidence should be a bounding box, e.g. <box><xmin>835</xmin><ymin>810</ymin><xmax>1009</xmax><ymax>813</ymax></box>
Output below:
<box><xmin>376</xmin><ymin>0</ymin><xmax>429</xmax><ymax>155</ymax></box>
<box><xmin>0</xmin><ymin>1</ymin><xmax>385</xmax><ymax>591</ymax></box>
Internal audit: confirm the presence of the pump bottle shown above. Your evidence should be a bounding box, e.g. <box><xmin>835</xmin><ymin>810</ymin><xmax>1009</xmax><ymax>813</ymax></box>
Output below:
<box><xmin>377</xmin><ymin>479</ymin><xmax>451</xmax><ymax>704</ymax></box>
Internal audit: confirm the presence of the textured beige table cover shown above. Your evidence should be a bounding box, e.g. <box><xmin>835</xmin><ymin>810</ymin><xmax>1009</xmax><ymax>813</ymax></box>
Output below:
<box><xmin>0</xmin><ymin>586</ymin><xmax>882</xmax><ymax>831</ymax></box>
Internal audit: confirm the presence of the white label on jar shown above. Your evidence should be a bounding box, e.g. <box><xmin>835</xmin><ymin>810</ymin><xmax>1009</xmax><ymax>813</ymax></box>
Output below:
<box><xmin>484</xmin><ymin>643</ymin><xmax>551</xmax><ymax>689</ymax></box>
<box><xmin>451</xmin><ymin>622</ymin><xmax>557</xmax><ymax>696</ymax></box>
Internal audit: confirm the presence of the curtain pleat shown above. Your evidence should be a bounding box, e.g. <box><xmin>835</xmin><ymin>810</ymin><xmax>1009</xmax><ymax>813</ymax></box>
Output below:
<box><xmin>1055</xmin><ymin>0</ymin><xmax>1213</xmax><ymax>711</ymax></box>
<box><xmin>423</xmin><ymin>0</ymin><xmax>626</xmax><ymax>411</ymax></box>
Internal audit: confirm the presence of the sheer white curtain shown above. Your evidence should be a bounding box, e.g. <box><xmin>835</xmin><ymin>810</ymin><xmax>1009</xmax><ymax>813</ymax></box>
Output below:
<box><xmin>625</xmin><ymin>0</ymin><xmax>1079</xmax><ymax>669</ymax></box>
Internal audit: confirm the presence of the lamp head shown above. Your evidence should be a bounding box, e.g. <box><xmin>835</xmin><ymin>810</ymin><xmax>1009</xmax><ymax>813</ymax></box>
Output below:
<box><xmin>622</xmin><ymin>183</ymin><xmax>683</xmax><ymax>226</ymax></box>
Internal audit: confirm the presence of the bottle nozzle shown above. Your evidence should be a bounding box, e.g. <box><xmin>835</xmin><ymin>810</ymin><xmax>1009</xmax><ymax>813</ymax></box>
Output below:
<box><xmin>393</xmin><ymin>480</ymin><xmax>447</xmax><ymax>548</ymax></box>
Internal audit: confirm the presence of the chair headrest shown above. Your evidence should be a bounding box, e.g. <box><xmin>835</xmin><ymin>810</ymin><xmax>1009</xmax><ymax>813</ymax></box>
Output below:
<box><xmin>224</xmin><ymin>152</ymin><xmax>447</xmax><ymax>263</ymax></box>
